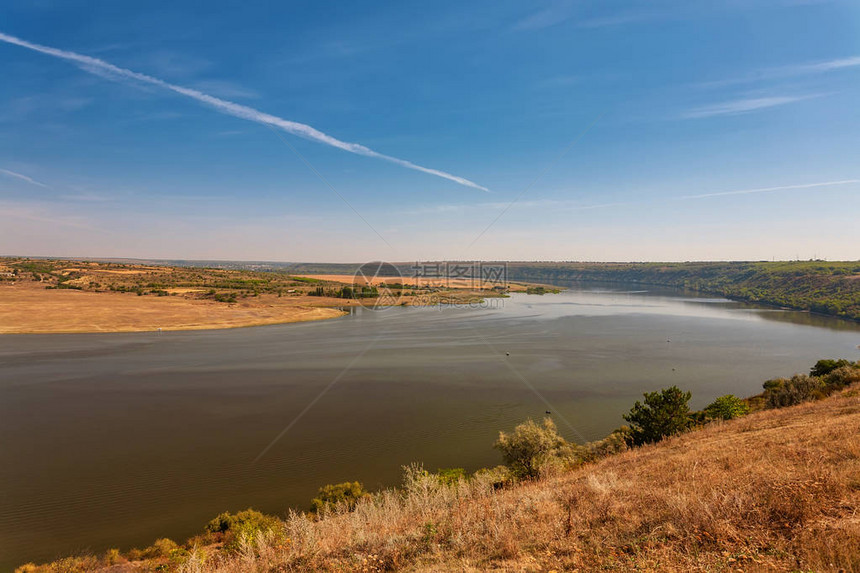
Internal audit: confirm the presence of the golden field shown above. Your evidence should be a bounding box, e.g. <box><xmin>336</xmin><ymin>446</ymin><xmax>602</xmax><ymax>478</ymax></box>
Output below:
<box><xmin>0</xmin><ymin>281</ymin><xmax>345</xmax><ymax>334</ymax></box>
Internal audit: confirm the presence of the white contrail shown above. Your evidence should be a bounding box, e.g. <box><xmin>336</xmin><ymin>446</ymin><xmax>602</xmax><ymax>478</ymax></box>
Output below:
<box><xmin>0</xmin><ymin>168</ymin><xmax>49</xmax><ymax>188</ymax></box>
<box><xmin>0</xmin><ymin>31</ymin><xmax>488</xmax><ymax>192</ymax></box>
<box><xmin>681</xmin><ymin>179</ymin><xmax>859</xmax><ymax>199</ymax></box>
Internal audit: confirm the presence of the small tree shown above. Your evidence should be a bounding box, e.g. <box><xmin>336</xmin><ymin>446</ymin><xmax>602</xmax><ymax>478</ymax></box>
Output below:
<box><xmin>494</xmin><ymin>417</ymin><xmax>565</xmax><ymax>479</ymax></box>
<box><xmin>810</xmin><ymin>359</ymin><xmax>851</xmax><ymax>378</ymax></box>
<box><xmin>623</xmin><ymin>386</ymin><xmax>692</xmax><ymax>446</ymax></box>
<box><xmin>704</xmin><ymin>394</ymin><xmax>750</xmax><ymax>420</ymax></box>
<box><xmin>310</xmin><ymin>481</ymin><xmax>369</xmax><ymax>513</ymax></box>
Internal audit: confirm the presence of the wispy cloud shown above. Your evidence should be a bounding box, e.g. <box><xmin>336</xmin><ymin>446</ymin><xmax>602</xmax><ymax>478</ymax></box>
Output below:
<box><xmin>0</xmin><ymin>200</ymin><xmax>100</xmax><ymax>231</ymax></box>
<box><xmin>59</xmin><ymin>192</ymin><xmax>115</xmax><ymax>202</ymax></box>
<box><xmin>681</xmin><ymin>94</ymin><xmax>820</xmax><ymax>119</ymax></box>
<box><xmin>0</xmin><ymin>94</ymin><xmax>93</xmax><ymax>123</ymax></box>
<box><xmin>782</xmin><ymin>55</ymin><xmax>860</xmax><ymax>75</ymax></box>
<box><xmin>577</xmin><ymin>11</ymin><xmax>650</xmax><ymax>29</ymax></box>
<box><xmin>400</xmin><ymin>178</ymin><xmax>858</xmax><ymax>217</ymax></box>
<box><xmin>0</xmin><ymin>168</ymin><xmax>49</xmax><ymax>188</ymax></box>
<box><xmin>681</xmin><ymin>179</ymin><xmax>859</xmax><ymax>199</ymax></box>
<box><xmin>0</xmin><ymin>31</ymin><xmax>488</xmax><ymax>192</ymax></box>
<box><xmin>514</xmin><ymin>0</ymin><xmax>576</xmax><ymax>30</ymax></box>
<box><xmin>699</xmin><ymin>55</ymin><xmax>860</xmax><ymax>88</ymax></box>
<box><xmin>514</xmin><ymin>1</ymin><xmax>649</xmax><ymax>30</ymax></box>
<box><xmin>398</xmin><ymin>197</ymin><xmax>639</xmax><ymax>216</ymax></box>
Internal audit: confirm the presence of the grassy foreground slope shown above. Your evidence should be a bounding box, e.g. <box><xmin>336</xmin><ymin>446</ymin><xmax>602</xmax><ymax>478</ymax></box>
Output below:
<box><xmin>504</xmin><ymin>261</ymin><xmax>860</xmax><ymax>321</ymax></box>
<box><xmin>21</xmin><ymin>383</ymin><xmax>860</xmax><ymax>572</ymax></box>
<box><xmin>193</xmin><ymin>388</ymin><xmax>860</xmax><ymax>571</ymax></box>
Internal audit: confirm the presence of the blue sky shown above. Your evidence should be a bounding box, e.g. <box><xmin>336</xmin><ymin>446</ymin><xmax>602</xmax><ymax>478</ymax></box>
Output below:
<box><xmin>1</xmin><ymin>0</ymin><xmax>858</xmax><ymax>262</ymax></box>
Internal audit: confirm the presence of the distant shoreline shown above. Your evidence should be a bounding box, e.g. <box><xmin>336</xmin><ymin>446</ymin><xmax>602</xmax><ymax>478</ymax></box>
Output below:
<box><xmin>0</xmin><ymin>259</ymin><xmax>545</xmax><ymax>334</ymax></box>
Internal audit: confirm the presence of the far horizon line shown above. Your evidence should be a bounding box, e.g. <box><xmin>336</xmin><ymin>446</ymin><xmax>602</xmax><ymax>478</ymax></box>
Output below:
<box><xmin>2</xmin><ymin>254</ymin><xmax>857</xmax><ymax>265</ymax></box>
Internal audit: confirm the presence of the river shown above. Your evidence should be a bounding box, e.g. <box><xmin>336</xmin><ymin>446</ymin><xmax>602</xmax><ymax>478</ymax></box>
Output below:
<box><xmin>1</xmin><ymin>282</ymin><xmax>858</xmax><ymax>569</ymax></box>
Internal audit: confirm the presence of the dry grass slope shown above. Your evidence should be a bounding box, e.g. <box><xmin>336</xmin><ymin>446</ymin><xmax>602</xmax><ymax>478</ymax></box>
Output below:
<box><xmin>231</xmin><ymin>389</ymin><xmax>860</xmax><ymax>572</ymax></box>
<box><xmin>26</xmin><ymin>386</ymin><xmax>858</xmax><ymax>572</ymax></box>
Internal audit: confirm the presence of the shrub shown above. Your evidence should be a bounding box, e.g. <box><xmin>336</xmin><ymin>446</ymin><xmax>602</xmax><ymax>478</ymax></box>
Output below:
<box><xmin>494</xmin><ymin>417</ymin><xmax>566</xmax><ymax>479</ymax></box>
<box><xmin>623</xmin><ymin>386</ymin><xmax>693</xmax><ymax>446</ymax></box>
<box><xmin>704</xmin><ymin>394</ymin><xmax>750</xmax><ymax>420</ymax></box>
<box><xmin>310</xmin><ymin>481</ymin><xmax>369</xmax><ymax>513</ymax></box>
<box><xmin>582</xmin><ymin>426</ymin><xmax>630</xmax><ymax>461</ymax></box>
<box><xmin>823</xmin><ymin>364</ymin><xmax>860</xmax><ymax>391</ymax></box>
<box><xmin>764</xmin><ymin>374</ymin><xmax>826</xmax><ymax>408</ymax></box>
<box><xmin>203</xmin><ymin>509</ymin><xmax>282</xmax><ymax>554</ymax></box>
<box><xmin>436</xmin><ymin>467</ymin><xmax>466</xmax><ymax>485</ymax></box>
<box><xmin>102</xmin><ymin>548</ymin><xmax>124</xmax><ymax>565</ymax></box>
<box><xmin>763</xmin><ymin>378</ymin><xmax>784</xmax><ymax>391</ymax></box>
<box><xmin>810</xmin><ymin>358</ymin><xmax>852</xmax><ymax>377</ymax></box>
<box><xmin>472</xmin><ymin>465</ymin><xmax>513</xmax><ymax>490</ymax></box>
<box><xmin>205</xmin><ymin>509</ymin><xmax>280</xmax><ymax>534</ymax></box>
<box><xmin>126</xmin><ymin>547</ymin><xmax>145</xmax><ymax>560</ymax></box>
<box><xmin>143</xmin><ymin>538</ymin><xmax>179</xmax><ymax>558</ymax></box>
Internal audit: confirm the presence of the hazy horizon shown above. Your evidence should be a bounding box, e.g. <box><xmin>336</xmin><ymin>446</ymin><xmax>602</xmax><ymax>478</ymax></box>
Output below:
<box><xmin>3</xmin><ymin>253</ymin><xmax>859</xmax><ymax>266</ymax></box>
<box><xmin>2</xmin><ymin>1</ymin><xmax>859</xmax><ymax>262</ymax></box>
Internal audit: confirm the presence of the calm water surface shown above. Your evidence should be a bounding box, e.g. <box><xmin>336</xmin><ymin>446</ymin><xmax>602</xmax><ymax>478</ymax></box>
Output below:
<box><xmin>1</xmin><ymin>283</ymin><xmax>859</xmax><ymax>569</ymax></box>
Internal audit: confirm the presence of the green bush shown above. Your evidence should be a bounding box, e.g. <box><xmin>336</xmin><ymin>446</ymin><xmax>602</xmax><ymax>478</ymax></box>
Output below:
<box><xmin>205</xmin><ymin>509</ymin><xmax>280</xmax><ymax>535</ymax></box>
<box><xmin>310</xmin><ymin>481</ymin><xmax>370</xmax><ymax>513</ymax></box>
<box><xmin>810</xmin><ymin>359</ymin><xmax>852</xmax><ymax>378</ymax></box>
<box><xmin>203</xmin><ymin>509</ymin><xmax>282</xmax><ymax>554</ymax></box>
<box><xmin>762</xmin><ymin>378</ymin><xmax>784</xmax><ymax>391</ymax></box>
<box><xmin>764</xmin><ymin>374</ymin><xmax>826</xmax><ymax>408</ymax></box>
<box><xmin>823</xmin><ymin>364</ymin><xmax>860</xmax><ymax>391</ymax></box>
<box><xmin>143</xmin><ymin>538</ymin><xmax>179</xmax><ymax>559</ymax></box>
<box><xmin>704</xmin><ymin>394</ymin><xmax>750</xmax><ymax>420</ymax></box>
<box><xmin>623</xmin><ymin>386</ymin><xmax>693</xmax><ymax>446</ymax></box>
<box><xmin>494</xmin><ymin>417</ymin><xmax>566</xmax><ymax>479</ymax></box>
<box><xmin>436</xmin><ymin>467</ymin><xmax>466</xmax><ymax>485</ymax></box>
<box><xmin>582</xmin><ymin>426</ymin><xmax>631</xmax><ymax>461</ymax></box>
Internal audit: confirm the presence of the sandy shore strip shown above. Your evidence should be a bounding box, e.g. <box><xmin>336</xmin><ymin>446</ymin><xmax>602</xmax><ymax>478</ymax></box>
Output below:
<box><xmin>0</xmin><ymin>285</ymin><xmax>346</xmax><ymax>334</ymax></box>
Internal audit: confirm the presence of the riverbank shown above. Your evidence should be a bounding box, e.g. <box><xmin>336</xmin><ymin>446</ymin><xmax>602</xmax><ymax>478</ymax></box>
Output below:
<box><xmin>15</xmin><ymin>362</ymin><xmax>860</xmax><ymax>572</ymax></box>
<box><xmin>502</xmin><ymin>260</ymin><xmax>860</xmax><ymax>322</ymax></box>
<box><xmin>0</xmin><ymin>258</ymin><xmax>526</xmax><ymax>334</ymax></box>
